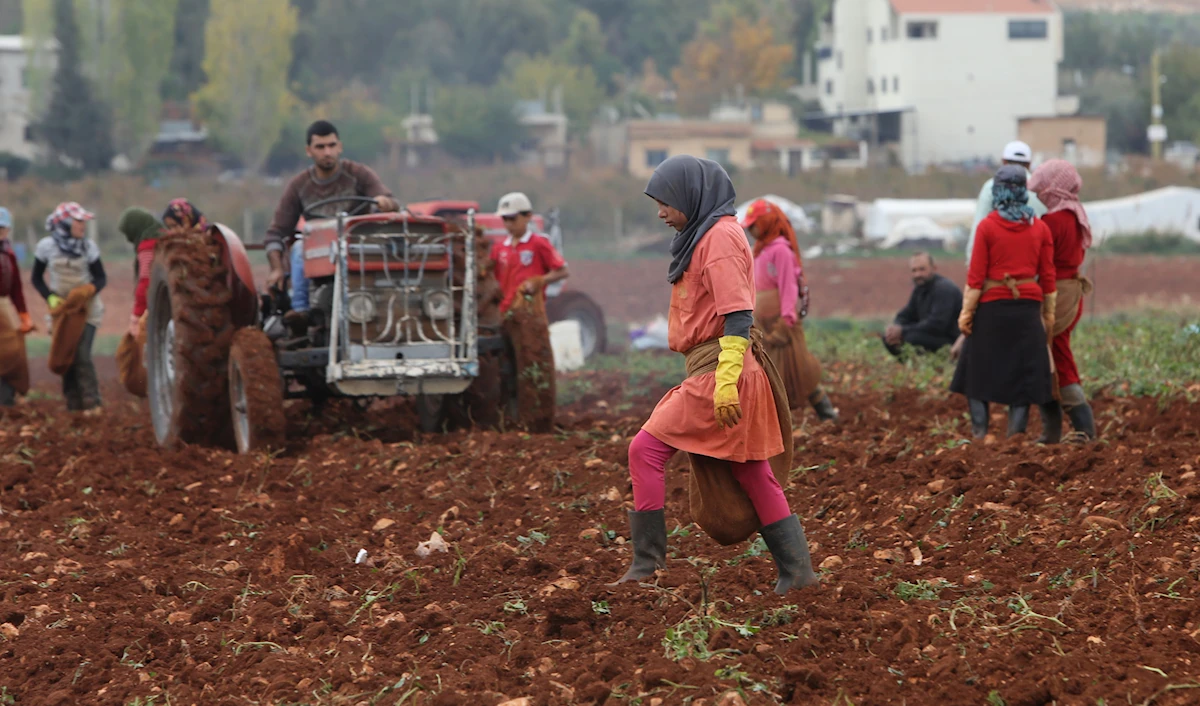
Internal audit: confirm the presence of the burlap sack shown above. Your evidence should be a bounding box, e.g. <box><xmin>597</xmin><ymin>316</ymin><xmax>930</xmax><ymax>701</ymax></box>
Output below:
<box><xmin>758</xmin><ymin>316</ymin><xmax>822</xmax><ymax>410</ymax></box>
<box><xmin>49</xmin><ymin>284</ymin><xmax>96</xmax><ymax>375</ymax></box>
<box><xmin>682</xmin><ymin>329</ymin><xmax>794</xmax><ymax>546</ymax></box>
<box><xmin>502</xmin><ymin>287</ymin><xmax>556</xmax><ymax>433</ymax></box>
<box><xmin>1053</xmin><ymin>277</ymin><xmax>1092</xmax><ymax>338</ymax></box>
<box><xmin>117</xmin><ymin>313</ymin><xmax>148</xmax><ymax>398</ymax></box>
<box><xmin>0</xmin><ymin>298</ymin><xmax>29</xmax><ymax>395</ymax></box>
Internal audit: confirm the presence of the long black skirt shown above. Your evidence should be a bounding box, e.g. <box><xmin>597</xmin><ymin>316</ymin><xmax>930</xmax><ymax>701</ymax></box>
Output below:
<box><xmin>950</xmin><ymin>299</ymin><xmax>1053</xmax><ymax>406</ymax></box>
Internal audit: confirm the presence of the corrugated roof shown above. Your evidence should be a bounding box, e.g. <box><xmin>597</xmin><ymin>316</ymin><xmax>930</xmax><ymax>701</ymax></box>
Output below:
<box><xmin>890</xmin><ymin>0</ymin><xmax>1055</xmax><ymax>13</ymax></box>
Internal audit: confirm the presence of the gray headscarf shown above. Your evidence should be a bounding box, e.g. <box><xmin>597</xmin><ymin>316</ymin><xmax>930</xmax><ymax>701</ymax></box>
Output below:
<box><xmin>645</xmin><ymin>155</ymin><xmax>737</xmax><ymax>284</ymax></box>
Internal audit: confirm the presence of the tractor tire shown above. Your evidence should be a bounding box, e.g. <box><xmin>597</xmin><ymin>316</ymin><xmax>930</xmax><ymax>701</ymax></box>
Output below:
<box><xmin>229</xmin><ymin>328</ymin><xmax>286</xmax><ymax>454</ymax></box>
<box><xmin>146</xmin><ymin>229</ymin><xmax>236</xmax><ymax>448</ymax></box>
<box><xmin>416</xmin><ymin>393</ymin><xmax>447</xmax><ymax>433</ymax></box>
<box><xmin>547</xmin><ymin>291</ymin><xmax>607</xmax><ymax>361</ymax></box>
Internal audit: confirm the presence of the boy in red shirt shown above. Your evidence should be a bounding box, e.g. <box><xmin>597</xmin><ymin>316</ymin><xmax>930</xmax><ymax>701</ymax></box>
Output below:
<box><xmin>490</xmin><ymin>192</ymin><xmax>568</xmax><ymax>312</ymax></box>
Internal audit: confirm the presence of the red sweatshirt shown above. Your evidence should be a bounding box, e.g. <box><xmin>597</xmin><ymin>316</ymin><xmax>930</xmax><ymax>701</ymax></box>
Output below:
<box><xmin>0</xmin><ymin>248</ymin><xmax>27</xmax><ymax>315</ymax></box>
<box><xmin>1041</xmin><ymin>211</ymin><xmax>1085</xmax><ymax>280</ymax></box>
<box><xmin>133</xmin><ymin>238</ymin><xmax>157</xmax><ymax>317</ymax></box>
<box><xmin>968</xmin><ymin>211</ymin><xmax>1056</xmax><ymax>304</ymax></box>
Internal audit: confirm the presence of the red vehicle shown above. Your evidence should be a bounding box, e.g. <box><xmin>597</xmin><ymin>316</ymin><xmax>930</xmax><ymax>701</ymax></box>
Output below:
<box><xmin>406</xmin><ymin>200</ymin><xmax>607</xmax><ymax>360</ymax></box>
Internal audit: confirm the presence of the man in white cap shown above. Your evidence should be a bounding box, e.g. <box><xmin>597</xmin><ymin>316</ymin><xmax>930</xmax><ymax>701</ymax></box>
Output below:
<box><xmin>491</xmin><ymin>192</ymin><xmax>569</xmax><ymax>313</ymax></box>
<box><xmin>965</xmin><ymin>141</ymin><xmax>1047</xmax><ymax>266</ymax></box>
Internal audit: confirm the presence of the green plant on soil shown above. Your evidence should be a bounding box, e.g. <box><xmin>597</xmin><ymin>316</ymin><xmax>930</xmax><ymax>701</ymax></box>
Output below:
<box><xmin>0</xmin><ymin>687</ymin><xmax>13</xmax><ymax>705</ymax></box>
<box><xmin>725</xmin><ymin>537</ymin><xmax>768</xmax><ymax>566</ymax></box>
<box><xmin>662</xmin><ymin>611</ymin><xmax>760</xmax><ymax>661</ymax></box>
<box><xmin>894</xmin><ymin>579</ymin><xmax>954</xmax><ymax>601</ymax></box>
<box><xmin>516</xmin><ymin>529</ymin><xmax>549</xmax><ymax>547</ymax></box>
<box><xmin>987</xmin><ymin>691</ymin><xmax>1007</xmax><ymax>706</ymax></box>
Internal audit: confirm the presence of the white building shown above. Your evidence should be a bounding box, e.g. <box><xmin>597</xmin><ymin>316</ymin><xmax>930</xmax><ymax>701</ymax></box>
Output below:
<box><xmin>0</xmin><ymin>36</ymin><xmax>52</xmax><ymax>161</ymax></box>
<box><xmin>816</xmin><ymin>0</ymin><xmax>1064</xmax><ymax>171</ymax></box>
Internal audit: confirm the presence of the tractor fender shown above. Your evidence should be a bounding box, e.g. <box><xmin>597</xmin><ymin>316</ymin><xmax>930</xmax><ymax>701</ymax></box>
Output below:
<box><xmin>210</xmin><ymin>223</ymin><xmax>259</xmax><ymax>329</ymax></box>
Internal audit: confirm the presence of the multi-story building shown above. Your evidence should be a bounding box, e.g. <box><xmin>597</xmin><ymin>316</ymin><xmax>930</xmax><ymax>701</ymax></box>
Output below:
<box><xmin>816</xmin><ymin>0</ymin><xmax>1065</xmax><ymax>170</ymax></box>
<box><xmin>0</xmin><ymin>36</ymin><xmax>51</xmax><ymax>161</ymax></box>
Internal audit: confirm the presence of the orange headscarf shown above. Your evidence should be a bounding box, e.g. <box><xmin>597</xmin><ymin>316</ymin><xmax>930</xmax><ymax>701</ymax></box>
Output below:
<box><xmin>742</xmin><ymin>199</ymin><xmax>801</xmax><ymax>264</ymax></box>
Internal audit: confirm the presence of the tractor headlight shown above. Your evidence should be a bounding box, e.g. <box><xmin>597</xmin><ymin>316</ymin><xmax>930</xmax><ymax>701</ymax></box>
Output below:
<box><xmin>347</xmin><ymin>292</ymin><xmax>378</xmax><ymax>324</ymax></box>
<box><xmin>423</xmin><ymin>290</ymin><xmax>453</xmax><ymax>320</ymax></box>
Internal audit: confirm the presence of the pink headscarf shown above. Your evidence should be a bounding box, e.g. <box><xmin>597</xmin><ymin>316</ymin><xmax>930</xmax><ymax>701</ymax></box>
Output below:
<box><xmin>1029</xmin><ymin>159</ymin><xmax>1092</xmax><ymax>249</ymax></box>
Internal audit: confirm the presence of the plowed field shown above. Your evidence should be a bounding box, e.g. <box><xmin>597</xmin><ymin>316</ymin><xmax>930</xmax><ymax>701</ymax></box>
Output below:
<box><xmin>1</xmin><ymin>363</ymin><xmax>1199</xmax><ymax>706</ymax></box>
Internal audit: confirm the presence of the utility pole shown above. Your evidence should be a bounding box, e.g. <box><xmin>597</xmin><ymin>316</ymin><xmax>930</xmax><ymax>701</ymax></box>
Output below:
<box><xmin>1149</xmin><ymin>49</ymin><xmax>1166</xmax><ymax>161</ymax></box>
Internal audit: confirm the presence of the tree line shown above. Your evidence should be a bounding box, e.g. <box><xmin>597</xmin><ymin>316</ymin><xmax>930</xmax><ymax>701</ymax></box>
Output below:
<box><xmin>11</xmin><ymin>0</ymin><xmax>1200</xmax><ymax>177</ymax></box>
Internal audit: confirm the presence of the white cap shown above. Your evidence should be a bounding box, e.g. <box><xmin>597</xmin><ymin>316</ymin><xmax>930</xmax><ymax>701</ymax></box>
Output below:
<box><xmin>497</xmin><ymin>192</ymin><xmax>533</xmax><ymax>217</ymax></box>
<box><xmin>1002</xmin><ymin>140</ymin><xmax>1033</xmax><ymax>163</ymax></box>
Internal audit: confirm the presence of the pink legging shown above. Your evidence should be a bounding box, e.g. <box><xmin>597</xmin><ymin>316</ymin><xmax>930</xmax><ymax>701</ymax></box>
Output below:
<box><xmin>628</xmin><ymin>430</ymin><xmax>791</xmax><ymax>527</ymax></box>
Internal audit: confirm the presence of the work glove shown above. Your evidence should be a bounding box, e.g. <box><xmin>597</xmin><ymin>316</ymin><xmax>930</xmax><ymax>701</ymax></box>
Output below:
<box><xmin>18</xmin><ymin>312</ymin><xmax>33</xmax><ymax>334</ymax></box>
<box><xmin>519</xmin><ymin>275</ymin><xmax>545</xmax><ymax>296</ymax></box>
<box><xmin>47</xmin><ymin>294</ymin><xmax>63</xmax><ymax>311</ymax></box>
<box><xmin>957</xmin><ymin>287</ymin><xmax>982</xmax><ymax>336</ymax></box>
<box><xmin>1041</xmin><ymin>291</ymin><xmax>1057</xmax><ymax>342</ymax></box>
<box><xmin>714</xmin><ymin>335</ymin><xmax>749</xmax><ymax>429</ymax></box>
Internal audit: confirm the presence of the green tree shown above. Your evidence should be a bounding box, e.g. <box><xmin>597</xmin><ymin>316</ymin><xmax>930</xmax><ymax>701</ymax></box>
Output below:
<box><xmin>37</xmin><ymin>0</ymin><xmax>115</xmax><ymax>172</ymax></box>
<box><xmin>163</xmin><ymin>0</ymin><xmax>211</xmax><ymax>102</ymax></box>
<box><xmin>502</xmin><ymin>54</ymin><xmax>605</xmax><ymax>138</ymax></box>
<box><xmin>553</xmin><ymin>8</ymin><xmax>622</xmax><ymax>91</ymax></box>
<box><xmin>1157</xmin><ymin>43</ymin><xmax>1200</xmax><ymax>145</ymax></box>
<box><xmin>88</xmin><ymin>0</ymin><xmax>180</xmax><ymax>163</ymax></box>
<box><xmin>615</xmin><ymin>0</ymin><xmax>713</xmax><ymax>80</ymax></box>
<box><xmin>432</xmin><ymin>85</ymin><xmax>526</xmax><ymax>164</ymax></box>
<box><xmin>1080</xmin><ymin>69</ymin><xmax>1147</xmax><ymax>155</ymax></box>
<box><xmin>192</xmin><ymin>0</ymin><xmax>298</xmax><ymax>174</ymax></box>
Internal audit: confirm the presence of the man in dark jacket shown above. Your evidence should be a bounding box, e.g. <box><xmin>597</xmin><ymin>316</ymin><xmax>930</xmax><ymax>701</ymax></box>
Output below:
<box><xmin>883</xmin><ymin>252</ymin><xmax>961</xmax><ymax>356</ymax></box>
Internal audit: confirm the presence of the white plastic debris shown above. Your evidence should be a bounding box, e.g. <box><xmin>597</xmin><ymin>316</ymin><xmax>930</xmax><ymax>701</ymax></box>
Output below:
<box><xmin>415</xmin><ymin>532</ymin><xmax>449</xmax><ymax>558</ymax></box>
<box><xmin>355</xmin><ymin>548</ymin><xmax>369</xmax><ymax>564</ymax></box>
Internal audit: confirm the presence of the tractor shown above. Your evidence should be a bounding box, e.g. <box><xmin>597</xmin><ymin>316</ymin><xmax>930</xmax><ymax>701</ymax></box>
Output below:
<box><xmin>405</xmin><ymin>200</ymin><xmax>608</xmax><ymax>361</ymax></box>
<box><xmin>145</xmin><ymin>197</ymin><xmax>546</xmax><ymax>454</ymax></box>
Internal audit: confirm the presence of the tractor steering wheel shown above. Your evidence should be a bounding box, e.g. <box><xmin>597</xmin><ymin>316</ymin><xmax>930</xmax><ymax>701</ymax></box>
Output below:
<box><xmin>301</xmin><ymin>195</ymin><xmax>381</xmax><ymax>220</ymax></box>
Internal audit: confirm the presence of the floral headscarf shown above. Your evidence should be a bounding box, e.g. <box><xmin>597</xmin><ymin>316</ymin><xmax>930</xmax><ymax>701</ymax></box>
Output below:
<box><xmin>45</xmin><ymin>201</ymin><xmax>96</xmax><ymax>257</ymax></box>
<box><xmin>992</xmin><ymin>165</ymin><xmax>1036</xmax><ymax>225</ymax></box>
<box><xmin>162</xmin><ymin>198</ymin><xmax>208</xmax><ymax>230</ymax></box>
<box><xmin>1029</xmin><ymin>159</ymin><xmax>1092</xmax><ymax>249</ymax></box>
<box><xmin>740</xmin><ymin>199</ymin><xmax>810</xmax><ymax>317</ymax></box>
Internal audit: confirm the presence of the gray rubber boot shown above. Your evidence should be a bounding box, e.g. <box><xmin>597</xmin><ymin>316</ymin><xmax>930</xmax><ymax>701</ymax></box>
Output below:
<box><xmin>809</xmin><ymin>389</ymin><xmax>839</xmax><ymax>422</ymax></box>
<box><xmin>609</xmin><ymin>509</ymin><xmax>667</xmax><ymax>585</ymax></box>
<box><xmin>1066</xmin><ymin>403</ymin><xmax>1097</xmax><ymax>439</ymax></box>
<box><xmin>1037</xmin><ymin>402</ymin><xmax>1063</xmax><ymax>444</ymax></box>
<box><xmin>1007</xmin><ymin>405</ymin><xmax>1030</xmax><ymax>437</ymax></box>
<box><xmin>968</xmin><ymin>399</ymin><xmax>989</xmax><ymax>439</ymax></box>
<box><xmin>759</xmin><ymin>514</ymin><xmax>819</xmax><ymax>595</ymax></box>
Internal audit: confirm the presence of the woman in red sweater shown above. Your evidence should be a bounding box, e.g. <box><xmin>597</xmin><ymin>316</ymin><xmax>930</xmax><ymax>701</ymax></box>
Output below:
<box><xmin>951</xmin><ymin>165</ymin><xmax>1057</xmax><ymax>439</ymax></box>
<box><xmin>1029</xmin><ymin>160</ymin><xmax>1096</xmax><ymax>440</ymax></box>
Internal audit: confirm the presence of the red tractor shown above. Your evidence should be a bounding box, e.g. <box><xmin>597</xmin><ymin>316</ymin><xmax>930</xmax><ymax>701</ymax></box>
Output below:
<box><xmin>145</xmin><ymin>198</ymin><xmax>546</xmax><ymax>453</ymax></box>
<box><xmin>405</xmin><ymin>200</ymin><xmax>608</xmax><ymax>361</ymax></box>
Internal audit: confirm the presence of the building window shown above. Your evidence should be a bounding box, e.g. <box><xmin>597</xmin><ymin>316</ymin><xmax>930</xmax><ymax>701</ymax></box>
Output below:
<box><xmin>706</xmin><ymin>148</ymin><xmax>730</xmax><ymax>165</ymax></box>
<box><xmin>867</xmin><ymin>78</ymin><xmax>875</xmax><ymax>94</ymax></box>
<box><xmin>881</xmin><ymin>76</ymin><xmax>888</xmax><ymax>94</ymax></box>
<box><xmin>645</xmin><ymin>149</ymin><xmax>667</xmax><ymax>168</ymax></box>
<box><xmin>21</xmin><ymin>68</ymin><xmax>31</xmax><ymax>88</ymax></box>
<box><xmin>907</xmin><ymin>21</ymin><xmax>938</xmax><ymax>39</ymax></box>
<box><xmin>881</xmin><ymin>27</ymin><xmax>888</xmax><ymax>42</ymax></box>
<box><xmin>893</xmin><ymin>76</ymin><xmax>900</xmax><ymax>92</ymax></box>
<box><xmin>866</xmin><ymin>28</ymin><xmax>873</xmax><ymax>43</ymax></box>
<box><xmin>825</xmin><ymin>80</ymin><xmax>833</xmax><ymax>95</ymax></box>
<box><xmin>1009</xmin><ymin>20</ymin><xmax>1048</xmax><ymax>40</ymax></box>
<box><xmin>23</xmin><ymin>126</ymin><xmax>34</xmax><ymax>142</ymax></box>
<box><xmin>836</xmin><ymin>51</ymin><xmax>843</xmax><ymax>70</ymax></box>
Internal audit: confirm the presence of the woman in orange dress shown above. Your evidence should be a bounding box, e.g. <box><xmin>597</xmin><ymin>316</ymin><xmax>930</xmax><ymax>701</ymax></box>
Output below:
<box><xmin>741</xmin><ymin>199</ymin><xmax>837</xmax><ymax>421</ymax></box>
<box><xmin>611</xmin><ymin>155</ymin><xmax>818</xmax><ymax>594</ymax></box>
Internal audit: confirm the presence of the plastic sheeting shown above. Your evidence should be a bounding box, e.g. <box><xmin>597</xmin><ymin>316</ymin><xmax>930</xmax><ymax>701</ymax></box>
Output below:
<box><xmin>864</xmin><ymin>199</ymin><xmax>976</xmax><ymax>242</ymax></box>
<box><xmin>1083</xmin><ymin>187</ymin><xmax>1200</xmax><ymax>244</ymax></box>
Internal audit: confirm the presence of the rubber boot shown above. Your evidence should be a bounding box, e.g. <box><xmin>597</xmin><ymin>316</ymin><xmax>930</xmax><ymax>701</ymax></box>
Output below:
<box><xmin>968</xmin><ymin>399</ymin><xmax>989</xmax><ymax>439</ymax></box>
<box><xmin>1037</xmin><ymin>402</ymin><xmax>1063</xmax><ymax>444</ymax></box>
<box><xmin>1007</xmin><ymin>405</ymin><xmax>1030</xmax><ymax>437</ymax></box>
<box><xmin>809</xmin><ymin>389</ymin><xmax>839</xmax><ymax>422</ymax></box>
<box><xmin>759</xmin><ymin>514</ymin><xmax>819</xmax><ymax>595</ymax></box>
<box><xmin>608</xmin><ymin>509</ymin><xmax>667</xmax><ymax>585</ymax></box>
<box><xmin>1066</xmin><ymin>403</ymin><xmax>1097</xmax><ymax>440</ymax></box>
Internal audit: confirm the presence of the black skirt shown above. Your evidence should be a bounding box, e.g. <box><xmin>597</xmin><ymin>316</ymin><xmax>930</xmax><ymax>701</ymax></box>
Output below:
<box><xmin>950</xmin><ymin>299</ymin><xmax>1053</xmax><ymax>406</ymax></box>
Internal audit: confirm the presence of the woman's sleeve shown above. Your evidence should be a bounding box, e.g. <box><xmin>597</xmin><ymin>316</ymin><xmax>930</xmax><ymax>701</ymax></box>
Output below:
<box><xmin>8</xmin><ymin>253</ymin><xmax>28</xmax><ymax>314</ymax></box>
<box><xmin>89</xmin><ymin>258</ymin><xmax>107</xmax><ymax>294</ymax></box>
<box><xmin>775</xmin><ymin>250</ymin><xmax>800</xmax><ymax>324</ymax></box>
<box><xmin>1038</xmin><ymin>223</ymin><xmax>1056</xmax><ymax>295</ymax></box>
<box><xmin>966</xmin><ymin>221</ymin><xmax>988</xmax><ymax>289</ymax></box>
<box><xmin>133</xmin><ymin>272</ymin><xmax>150</xmax><ymax>317</ymax></box>
<box><xmin>31</xmin><ymin>258</ymin><xmax>50</xmax><ymax>300</ymax></box>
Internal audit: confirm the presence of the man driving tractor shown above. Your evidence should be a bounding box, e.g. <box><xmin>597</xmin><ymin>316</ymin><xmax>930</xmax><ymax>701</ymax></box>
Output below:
<box><xmin>491</xmin><ymin>192</ymin><xmax>569</xmax><ymax>312</ymax></box>
<box><xmin>264</xmin><ymin>120</ymin><xmax>399</xmax><ymax>329</ymax></box>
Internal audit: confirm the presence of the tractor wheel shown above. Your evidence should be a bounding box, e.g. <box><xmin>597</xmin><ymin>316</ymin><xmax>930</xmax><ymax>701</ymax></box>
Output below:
<box><xmin>229</xmin><ymin>328</ymin><xmax>286</xmax><ymax>454</ymax></box>
<box><xmin>146</xmin><ymin>230</ymin><xmax>236</xmax><ymax>448</ymax></box>
<box><xmin>547</xmin><ymin>291</ymin><xmax>607</xmax><ymax>361</ymax></box>
<box><xmin>416</xmin><ymin>393</ymin><xmax>446</xmax><ymax>433</ymax></box>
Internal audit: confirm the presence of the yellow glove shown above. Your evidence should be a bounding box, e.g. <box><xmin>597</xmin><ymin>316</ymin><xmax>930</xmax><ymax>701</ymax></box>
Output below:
<box><xmin>714</xmin><ymin>335</ymin><xmax>748</xmax><ymax>429</ymax></box>
<box><xmin>1042</xmin><ymin>291</ymin><xmax>1057</xmax><ymax>341</ymax></box>
<box><xmin>958</xmin><ymin>287</ymin><xmax>981</xmax><ymax>336</ymax></box>
<box><xmin>47</xmin><ymin>294</ymin><xmax>64</xmax><ymax>310</ymax></box>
